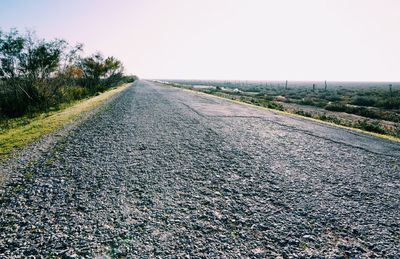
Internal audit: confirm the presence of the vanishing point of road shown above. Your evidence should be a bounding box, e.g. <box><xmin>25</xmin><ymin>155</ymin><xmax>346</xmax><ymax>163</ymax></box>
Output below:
<box><xmin>1</xmin><ymin>80</ymin><xmax>399</xmax><ymax>257</ymax></box>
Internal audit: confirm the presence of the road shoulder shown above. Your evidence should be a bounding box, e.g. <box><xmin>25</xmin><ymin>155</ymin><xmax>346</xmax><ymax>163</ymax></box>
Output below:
<box><xmin>0</xmin><ymin>83</ymin><xmax>133</xmax><ymax>188</ymax></box>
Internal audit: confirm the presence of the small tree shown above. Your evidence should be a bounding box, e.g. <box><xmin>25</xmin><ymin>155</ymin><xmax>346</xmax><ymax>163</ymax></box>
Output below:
<box><xmin>80</xmin><ymin>52</ymin><xmax>124</xmax><ymax>90</ymax></box>
<box><xmin>0</xmin><ymin>29</ymin><xmax>25</xmax><ymax>79</ymax></box>
<box><xmin>0</xmin><ymin>29</ymin><xmax>32</xmax><ymax>115</ymax></box>
<box><xmin>57</xmin><ymin>43</ymin><xmax>84</xmax><ymax>86</ymax></box>
<box><xmin>80</xmin><ymin>52</ymin><xmax>106</xmax><ymax>89</ymax></box>
<box><xmin>103</xmin><ymin>56</ymin><xmax>124</xmax><ymax>86</ymax></box>
<box><xmin>19</xmin><ymin>38</ymin><xmax>65</xmax><ymax>82</ymax></box>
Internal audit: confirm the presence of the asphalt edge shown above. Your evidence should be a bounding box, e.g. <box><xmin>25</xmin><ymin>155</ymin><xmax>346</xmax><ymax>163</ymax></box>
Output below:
<box><xmin>157</xmin><ymin>82</ymin><xmax>400</xmax><ymax>143</ymax></box>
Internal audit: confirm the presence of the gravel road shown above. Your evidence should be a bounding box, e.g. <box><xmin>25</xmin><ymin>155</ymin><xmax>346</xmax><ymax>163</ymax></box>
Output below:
<box><xmin>1</xmin><ymin>80</ymin><xmax>399</xmax><ymax>257</ymax></box>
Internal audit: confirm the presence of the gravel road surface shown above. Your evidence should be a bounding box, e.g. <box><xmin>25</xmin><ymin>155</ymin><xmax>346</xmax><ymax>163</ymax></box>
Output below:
<box><xmin>1</xmin><ymin>80</ymin><xmax>399</xmax><ymax>257</ymax></box>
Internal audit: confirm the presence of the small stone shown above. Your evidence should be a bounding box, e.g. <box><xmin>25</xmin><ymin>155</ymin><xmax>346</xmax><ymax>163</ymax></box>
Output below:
<box><xmin>302</xmin><ymin>235</ymin><xmax>315</xmax><ymax>241</ymax></box>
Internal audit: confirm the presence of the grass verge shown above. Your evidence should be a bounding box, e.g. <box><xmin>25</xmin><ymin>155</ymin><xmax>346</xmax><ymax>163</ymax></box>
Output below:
<box><xmin>0</xmin><ymin>83</ymin><xmax>131</xmax><ymax>158</ymax></box>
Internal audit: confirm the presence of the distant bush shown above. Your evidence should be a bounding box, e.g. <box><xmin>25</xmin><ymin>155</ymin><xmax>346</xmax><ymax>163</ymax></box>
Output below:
<box><xmin>252</xmin><ymin>99</ymin><xmax>284</xmax><ymax>111</ymax></box>
<box><xmin>378</xmin><ymin>98</ymin><xmax>400</xmax><ymax>109</ymax></box>
<box><xmin>395</xmin><ymin>124</ymin><xmax>400</xmax><ymax>137</ymax></box>
<box><xmin>263</xmin><ymin>95</ymin><xmax>274</xmax><ymax>101</ymax></box>
<box><xmin>351</xmin><ymin>96</ymin><xmax>377</xmax><ymax>107</ymax></box>
<box><xmin>356</xmin><ymin>120</ymin><xmax>386</xmax><ymax>134</ymax></box>
<box><xmin>295</xmin><ymin>110</ymin><xmax>312</xmax><ymax>117</ymax></box>
<box><xmin>299</xmin><ymin>98</ymin><xmax>316</xmax><ymax>106</ymax></box>
<box><xmin>318</xmin><ymin>113</ymin><xmax>343</xmax><ymax>125</ymax></box>
<box><xmin>351</xmin><ymin>107</ymin><xmax>381</xmax><ymax>119</ymax></box>
<box><xmin>325</xmin><ymin>103</ymin><xmax>347</xmax><ymax>112</ymax></box>
<box><xmin>122</xmin><ymin>75</ymin><xmax>138</xmax><ymax>83</ymax></box>
<box><xmin>325</xmin><ymin>103</ymin><xmax>390</xmax><ymax>121</ymax></box>
<box><xmin>325</xmin><ymin>95</ymin><xmax>341</xmax><ymax>102</ymax></box>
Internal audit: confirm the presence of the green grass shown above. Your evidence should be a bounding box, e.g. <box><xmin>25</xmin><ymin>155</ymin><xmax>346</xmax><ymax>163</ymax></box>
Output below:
<box><xmin>0</xmin><ymin>83</ymin><xmax>130</xmax><ymax>159</ymax></box>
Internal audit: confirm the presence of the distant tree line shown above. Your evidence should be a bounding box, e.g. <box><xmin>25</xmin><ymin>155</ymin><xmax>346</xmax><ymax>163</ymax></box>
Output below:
<box><xmin>0</xmin><ymin>29</ymin><xmax>136</xmax><ymax>118</ymax></box>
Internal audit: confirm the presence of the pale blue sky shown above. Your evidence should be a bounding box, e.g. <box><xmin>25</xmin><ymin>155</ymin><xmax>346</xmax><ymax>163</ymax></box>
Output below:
<box><xmin>1</xmin><ymin>0</ymin><xmax>399</xmax><ymax>81</ymax></box>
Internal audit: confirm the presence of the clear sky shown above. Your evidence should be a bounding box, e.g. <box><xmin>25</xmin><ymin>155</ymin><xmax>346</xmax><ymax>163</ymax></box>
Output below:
<box><xmin>0</xmin><ymin>0</ymin><xmax>399</xmax><ymax>81</ymax></box>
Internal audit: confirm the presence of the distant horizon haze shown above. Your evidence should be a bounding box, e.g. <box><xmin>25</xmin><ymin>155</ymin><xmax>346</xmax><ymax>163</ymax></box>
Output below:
<box><xmin>152</xmin><ymin>79</ymin><xmax>400</xmax><ymax>84</ymax></box>
<box><xmin>1</xmin><ymin>0</ymin><xmax>399</xmax><ymax>82</ymax></box>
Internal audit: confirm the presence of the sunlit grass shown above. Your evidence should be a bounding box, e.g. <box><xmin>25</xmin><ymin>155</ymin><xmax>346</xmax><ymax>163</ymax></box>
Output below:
<box><xmin>0</xmin><ymin>84</ymin><xmax>130</xmax><ymax>158</ymax></box>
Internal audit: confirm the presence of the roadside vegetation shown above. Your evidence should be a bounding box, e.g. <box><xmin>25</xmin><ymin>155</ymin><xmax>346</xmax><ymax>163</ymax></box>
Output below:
<box><xmin>159</xmin><ymin>80</ymin><xmax>400</xmax><ymax>140</ymax></box>
<box><xmin>0</xmin><ymin>85</ymin><xmax>130</xmax><ymax>157</ymax></box>
<box><xmin>0</xmin><ymin>29</ymin><xmax>136</xmax><ymax>157</ymax></box>
<box><xmin>0</xmin><ymin>28</ymin><xmax>136</xmax><ymax>120</ymax></box>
